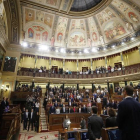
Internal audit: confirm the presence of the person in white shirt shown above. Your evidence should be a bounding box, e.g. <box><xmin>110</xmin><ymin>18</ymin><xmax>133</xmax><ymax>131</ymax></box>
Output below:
<box><xmin>97</xmin><ymin>89</ymin><xmax>100</xmax><ymax>94</ymax></box>
<box><xmin>77</xmin><ymin>94</ymin><xmax>81</xmax><ymax>99</ymax></box>
<box><xmin>66</xmin><ymin>68</ymin><xmax>69</xmax><ymax>74</ymax></box>
<box><xmin>39</xmin><ymin>69</ymin><xmax>42</xmax><ymax>73</ymax></box>
<box><xmin>80</xmin><ymin>70</ymin><xmax>82</xmax><ymax>74</ymax></box>
<box><xmin>35</xmin><ymin>101</ymin><xmax>40</xmax><ymax>112</ymax></box>
<box><xmin>97</xmin><ymin>96</ymin><xmax>101</xmax><ymax>103</ymax></box>
<box><xmin>56</xmin><ymin>107</ymin><xmax>60</xmax><ymax>114</ymax></box>
<box><xmin>111</xmin><ymin>67</ymin><xmax>114</xmax><ymax>72</ymax></box>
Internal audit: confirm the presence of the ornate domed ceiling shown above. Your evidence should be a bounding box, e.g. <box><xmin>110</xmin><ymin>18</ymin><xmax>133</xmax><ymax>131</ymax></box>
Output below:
<box><xmin>21</xmin><ymin>0</ymin><xmax>140</xmax><ymax>51</ymax></box>
<box><xmin>71</xmin><ymin>0</ymin><xmax>102</xmax><ymax>12</ymax></box>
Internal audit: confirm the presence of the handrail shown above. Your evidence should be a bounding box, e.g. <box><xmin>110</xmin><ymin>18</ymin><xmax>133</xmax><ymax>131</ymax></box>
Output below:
<box><xmin>39</xmin><ymin>99</ymin><xmax>41</xmax><ymax>132</ymax></box>
<box><xmin>6</xmin><ymin>113</ymin><xmax>21</xmax><ymax>140</ymax></box>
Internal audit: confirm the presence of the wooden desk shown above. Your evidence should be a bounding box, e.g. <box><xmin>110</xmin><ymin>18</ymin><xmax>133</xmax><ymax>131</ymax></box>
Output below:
<box><xmin>60</xmin><ymin>129</ymin><xmax>88</xmax><ymax>140</ymax></box>
<box><xmin>49</xmin><ymin>113</ymin><xmax>90</xmax><ymax>131</ymax></box>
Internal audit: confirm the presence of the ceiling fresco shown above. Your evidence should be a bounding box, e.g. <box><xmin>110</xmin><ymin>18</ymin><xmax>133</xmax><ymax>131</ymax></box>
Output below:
<box><xmin>21</xmin><ymin>0</ymin><xmax>140</xmax><ymax>49</ymax></box>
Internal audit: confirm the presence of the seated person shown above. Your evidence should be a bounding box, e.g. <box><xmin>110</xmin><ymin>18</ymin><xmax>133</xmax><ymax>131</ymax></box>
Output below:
<box><xmin>78</xmin><ymin>100</ymin><xmax>83</xmax><ymax>107</ymax></box>
<box><xmin>106</xmin><ymin>108</ymin><xmax>117</xmax><ymax>128</ymax></box>
<box><xmin>82</xmin><ymin>104</ymin><xmax>87</xmax><ymax>113</ymax></box>
<box><xmin>73</xmin><ymin>100</ymin><xmax>77</xmax><ymax>107</ymax></box>
<box><xmin>78</xmin><ymin>105</ymin><xmax>82</xmax><ymax>113</ymax></box>
<box><xmin>60</xmin><ymin>104</ymin><xmax>66</xmax><ymax>113</ymax></box>
<box><xmin>63</xmin><ymin>115</ymin><xmax>70</xmax><ymax>129</ymax></box>
<box><xmin>80</xmin><ymin>116</ymin><xmax>86</xmax><ymax>129</ymax></box>
<box><xmin>49</xmin><ymin>104</ymin><xmax>55</xmax><ymax>114</ymax></box>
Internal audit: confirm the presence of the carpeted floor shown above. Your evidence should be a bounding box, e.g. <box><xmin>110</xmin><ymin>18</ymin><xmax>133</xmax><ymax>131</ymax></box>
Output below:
<box><xmin>18</xmin><ymin>131</ymin><xmax>59</xmax><ymax>140</ymax></box>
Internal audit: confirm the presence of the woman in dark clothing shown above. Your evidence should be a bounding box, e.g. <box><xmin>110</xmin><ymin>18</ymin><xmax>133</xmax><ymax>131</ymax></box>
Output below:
<box><xmin>106</xmin><ymin>108</ymin><xmax>117</xmax><ymax>128</ymax></box>
<box><xmin>35</xmin><ymin>112</ymin><xmax>39</xmax><ymax>132</ymax></box>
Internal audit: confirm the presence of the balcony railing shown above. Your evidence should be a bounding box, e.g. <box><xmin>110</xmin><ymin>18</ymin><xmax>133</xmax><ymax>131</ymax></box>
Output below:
<box><xmin>17</xmin><ymin>64</ymin><xmax>140</xmax><ymax>79</ymax></box>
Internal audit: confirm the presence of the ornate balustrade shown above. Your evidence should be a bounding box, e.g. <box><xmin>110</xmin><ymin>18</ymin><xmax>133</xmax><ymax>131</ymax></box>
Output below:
<box><xmin>17</xmin><ymin>63</ymin><xmax>140</xmax><ymax>79</ymax></box>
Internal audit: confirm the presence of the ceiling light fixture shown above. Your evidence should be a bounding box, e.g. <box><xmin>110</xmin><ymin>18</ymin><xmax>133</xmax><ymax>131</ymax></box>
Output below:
<box><xmin>92</xmin><ymin>48</ymin><xmax>97</xmax><ymax>52</ymax></box>
<box><xmin>84</xmin><ymin>49</ymin><xmax>89</xmax><ymax>53</ymax></box>
<box><xmin>22</xmin><ymin>42</ymin><xmax>28</xmax><ymax>47</ymax></box>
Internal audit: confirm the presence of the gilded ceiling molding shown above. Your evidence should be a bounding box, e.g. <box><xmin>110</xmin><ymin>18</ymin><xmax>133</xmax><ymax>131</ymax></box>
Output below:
<box><xmin>4</xmin><ymin>0</ymin><xmax>20</xmax><ymax>44</ymax></box>
<box><xmin>20</xmin><ymin>0</ymin><xmax>113</xmax><ymax>18</ymax></box>
<box><xmin>85</xmin><ymin>18</ymin><xmax>90</xmax><ymax>39</ymax></box>
<box><xmin>0</xmin><ymin>18</ymin><xmax>10</xmax><ymax>51</ymax></box>
<box><xmin>123</xmin><ymin>0</ymin><xmax>140</xmax><ymax>13</ymax></box>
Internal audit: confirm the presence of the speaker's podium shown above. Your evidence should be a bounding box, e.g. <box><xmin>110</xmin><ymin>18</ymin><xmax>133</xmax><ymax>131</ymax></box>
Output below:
<box><xmin>102</xmin><ymin>127</ymin><xmax>122</xmax><ymax>140</ymax></box>
<box><xmin>97</xmin><ymin>103</ymin><xmax>102</xmax><ymax>115</ymax></box>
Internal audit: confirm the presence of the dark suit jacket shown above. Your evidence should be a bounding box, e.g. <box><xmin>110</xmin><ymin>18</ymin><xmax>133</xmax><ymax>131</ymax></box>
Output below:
<box><xmin>88</xmin><ymin>115</ymin><xmax>103</xmax><ymax>140</ymax></box>
<box><xmin>111</xmin><ymin>103</ymin><xmax>117</xmax><ymax>109</ymax></box>
<box><xmin>1</xmin><ymin>101</ymin><xmax>6</xmax><ymax>109</ymax></box>
<box><xmin>29</xmin><ymin>112</ymin><xmax>35</xmax><ymax>122</ymax></box>
<box><xmin>60</xmin><ymin>107</ymin><xmax>66</xmax><ymax>113</ymax></box>
<box><xmin>80</xmin><ymin>119</ymin><xmax>86</xmax><ymax>129</ymax></box>
<box><xmin>82</xmin><ymin>107</ymin><xmax>87</xmax><ymax>113</ymax></box>
<box><xmin>49</xmin><ymin>106</ymin><xmax>55</xmax><ymax>114</ymax></box>
<box><xmin>117</xmin><ymin>97</ymin><xmax>140</xmax><ymax>140</ymax></box>
<box><xmin>106</xmin><ymin>117</ymin><xmax>117</xmax><ymax>128</ymax></box>
<box><xmin>23</xmin><ymin>112</ymin><xmax>29</xmax><ymax>121</ymax></box>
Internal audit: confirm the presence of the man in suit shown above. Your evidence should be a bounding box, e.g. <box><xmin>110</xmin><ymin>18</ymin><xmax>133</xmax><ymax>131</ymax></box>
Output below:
<box><xmin>60</xmin><ymin>104</ymin><xmax>66</xmax><ymax>113</ymax></box>
<box><xmin>72</xmin><ymin>100</ymin><xmax>77</xmax><ymax>107</ymax></box>
<box><xmin>54</xmin><ymin>101</ymin><xmax>58</xmax><ymax>107</ymax></box>
<box><xmin>28</xmin><ymin>109</ymin><xmax>35</xmax><ymax>131</ymax></box>
<box><xmin>111</xmin><ymin>100</ymin><xmax>117</xmax><ymax>109</ymax></box>
<box><xmin>23</xmin><ymin>109</ymin><xmax>29</xmax><ymax>130</ymax></box>
<box><xmin>117</xmin><ymin>86</ymin><xmax>140</xmax><ymax>140</ymax></box>
<box><xmin>88</xmin><ymin>106</ymin><xmax>103</xmax><ymax>140</ymax></box>
<box><xmin>1</xmin><ymin>97</ymin><xmax>6</xmax><ymax>110</ymax></box>
<box><xmin>49</xmin><ymin>104</ymin><xmax>55</xmax><ymax>114</ymax></box>
<box><xmin>82</xmin><ymin>104</ymin><xmax>87</xmax><ymax>113</ymax></box>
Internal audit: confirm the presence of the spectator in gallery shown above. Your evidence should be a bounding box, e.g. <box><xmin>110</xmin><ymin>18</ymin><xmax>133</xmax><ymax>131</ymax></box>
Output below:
<box><xmin>103</xmin><ymin>107</ymin><xmax>108</xmax><ymax>115</ymax></box>
<box><xmin>73</xmin><ymin>100</ymin><xmax>77</xmax><ymax>107</ymax></box>
<box><xmin>39</xmin><ymin>68</ymin><xmax>42</xmax><ymax>73</ymax></box>
<box><xmin>88</xmin><ymin>106</ymin><xmax>103</xmax><ymax>140</ymax></box>
<box><xmin>106</xmin><ymin>108</ymin><xmax>117</xmax><ymax>128</ymax></box>
<box><xmin>80</xmin><ymin>70</ymin><xmax>82</xmax><ymax>74</ymax></box>
<box><xmin>66</xmin><ymin>68</ymin><xmax>69</xmax><ymax>74</ymax></box>
<box><xmin>73</xmin><ymin>106</ymin><xmax>76</xmax><ymax>113</ymax></box>
<box><xmin>54</xmin><ymin>100</ymin><xmax>58</xmax><ymax>107</ymax></box>
<box><xmin>55</xmin><ymin>106</ymin><xmax>60</xmax><ymax>114</ymax></box>
<box><xmin>80</xmin><ymin>116</ymin><xmax>86</xmax><ymax>129</ymax></box>
<box><xmin>68</xmin><ymin>99</ymin><xmax>72</xmax><ymax>107</ymax></box>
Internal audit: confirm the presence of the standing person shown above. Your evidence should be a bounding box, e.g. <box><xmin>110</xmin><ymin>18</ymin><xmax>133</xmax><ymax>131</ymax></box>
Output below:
<box><xmin>63</xmin><ymin>115</ymin><xmax>70</xmax><ymax>129</ymax></box>
<box><xmin>28</xmin><ymin>109</ymin><xmax>35</xmax><ymax>131</ymax></box>
<box><xmin>80</xmin><ymin>116</ymin><xmax>86</xmax><ymax>129</ymax></box>
<box><xmin>88</xmin><ymin>106</ymin><xmax>103</xmax><ymax>140</ymax></box>
<box><xmin>117</xmin><ymin>86</ymin><xmax>140</xmax><ymax>140</ymax></box>
<box><xmin>35</xmin><ymin>112</ymin><xmax>39</xmax><ymax>132</ymax></box>
<box><xmin>23</xmin><ymin>109</ymin><xmax>29</xmax><ymax>130</ymax></box>
<box><xmin>21</xmin><ymin>107</ymin><xmax>26</xmax><ymax>123</ymax></box>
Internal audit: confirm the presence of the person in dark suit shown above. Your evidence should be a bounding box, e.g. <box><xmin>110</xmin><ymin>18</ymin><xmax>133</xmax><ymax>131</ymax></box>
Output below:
<box><xmin>103</xmin><ymin>107</ymin><xmax>108</xmax><ymax>115</ymax></box>
<box><xmin>23</xmin><ymin>109</ymin><xmax>29</xmax><ymax>130</ymax></box>
<box><xmin>49</xmin><ymin>104</ymin><xmax>55</xmax><ymax>114</ymax></box>
<box><xmin>1</xmin><ymin>97</ymin><xmax>6</xmax><ymax>110</ymax></box>
<box><xmin>106</xmin><ymin>108</ymin><xmax>117</xmax><ymax>128</ymax></box>
<box><xmin>111</xmin><ymin>100</ymin><xmax>117</xmax><ymax>109</ymax></box>
<box><xmin>35</xmin><ymin>111</ymin><xmax>39</xmax><ymax>132</ymax></box>
<box><xmin>57</xmin><ymin>96</ymin><xmax>61</xmax><ymax>102</ymax></box>
<box><xmin>82</xmin><ymin>104</ymin><xmax>87</xmax><ymax>113</ymax></box>
<box><xmin>117</xmin><ymin>86</ymin><xmax>140</xmax><ymax>140</ymax></box>
<box><xmin>28</xmin><ymin>109</ymin><xmax>35</xmax><ymax>131</ymax></box>
<box><xmin>72</xmin><ymin>101</ymin><xmax>77</xmax><ymax>107</ymax></box>
<box><xmin>60</xmin><ymin>104</ymin><xmax>66</xmax><ymax>113</ymax></box>
<box><xmin>88</xmin><ymin>106</ymin><xmax>103</xmax><ymax>140</ymax></box>
<box><xmin>21</xmin><ymin>107</ymin><xmax>26</xmax><ymax>123</ymax></box>
<box><xmin>54</xmin><ymin>101</ymin><xmax>58</xmax><ymax>107</ymax></box>
<box><xmin>80</xmin><ymin>116</ymin><xmax>86</xmax><ymax>129</ymax></box>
